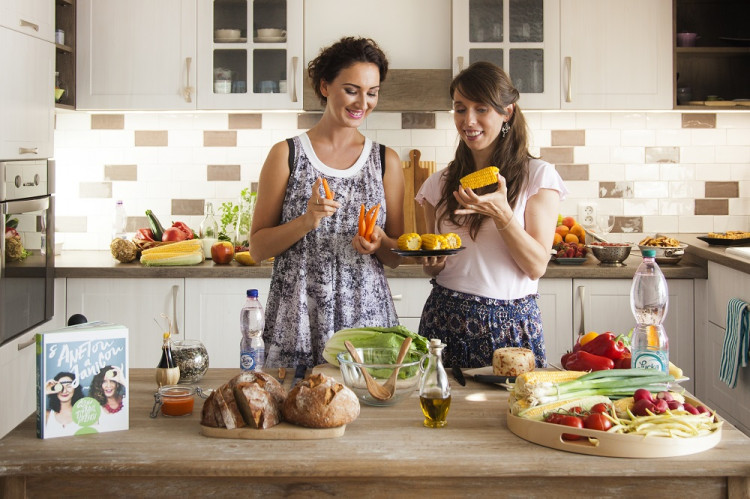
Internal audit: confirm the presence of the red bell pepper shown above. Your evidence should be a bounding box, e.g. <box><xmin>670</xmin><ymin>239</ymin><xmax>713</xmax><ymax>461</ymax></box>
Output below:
<box><xmin>614</xmin><ymin>352</ymin><xmax>633</xmax><ymax>369</ymax></box>
<box><xmin>171</xmin><ymin>221</ymin><xmax>194</xmax><ymax>240</ymax></box>
<box><xmin>581</xmin><ymin>332</ymin><xmax>628</xmax><ymax>360</ymax></box>
<box><xmin>162</xmin><ymin>226</ymin><xmax>188</xmax><ymax>242</ymax></box>
<box><xmin>564</xmin><ymin>350</ymin><xmax>614</xmax><ymax>371</ymax></box>
<box><xmin>560</xmin><ymin>350</ymin><xmax>574</xmax><ymax>367</ymax></box>
<box><xmin>136</xmin><ymin>228</ymin><xmax>155</xmax><ymax>241</ymax></box>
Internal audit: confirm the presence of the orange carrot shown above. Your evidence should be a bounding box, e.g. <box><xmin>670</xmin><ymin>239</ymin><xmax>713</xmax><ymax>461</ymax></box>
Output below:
<box><xmin>322</xmin><ymin>178</ymin><xmax>333</xmax><ymax>200</ymax></box>
<box><xmin>358</xmin><ymin>204</ymin><xmax>366</xmax><ymax>236</ymax></box>
<box><xmin>364</xmin><ymin>204</ymin><xmax>380</xmax><ymax>241</ymax></box>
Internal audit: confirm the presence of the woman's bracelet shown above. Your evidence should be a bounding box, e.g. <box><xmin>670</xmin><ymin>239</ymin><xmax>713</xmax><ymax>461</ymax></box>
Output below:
<box><xmin>496</xmin><ymin>212</ymin><xmax>514</xmax><ymax>231</ymax></box>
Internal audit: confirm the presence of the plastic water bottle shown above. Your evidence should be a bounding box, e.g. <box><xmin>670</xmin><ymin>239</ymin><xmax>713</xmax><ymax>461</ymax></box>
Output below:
<box><xmin>240</xmin><ymin>289</ymin><xmax>265</xmax><ymax>371</ymax></box>
<box><xmin>630</xmin><ymin>248</ymin><xmax>669</xmax><ymax>372</ymax></box>
<box><xmin>112</xmin><ymin>200</ymin><xmax>127</xmax><ymax>240</ymax></box>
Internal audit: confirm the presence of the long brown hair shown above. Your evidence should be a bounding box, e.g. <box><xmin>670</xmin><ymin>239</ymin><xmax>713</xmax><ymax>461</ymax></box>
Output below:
<box><xmin>437</xmin><ymin>62</ymin><xmax>534</xmax><ymax>239</ymax></box>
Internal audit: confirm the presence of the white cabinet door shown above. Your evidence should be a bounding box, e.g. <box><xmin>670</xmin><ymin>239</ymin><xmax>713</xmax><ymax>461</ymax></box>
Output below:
<box><xmin>66</xmin><ymin>278</ymin><xmax>185</xmax><ymax>368</ymax></box>
<box><xmin>560</xmin><ymin>0</ymin><xmax>672</xmax><ymax>109</ymax></box>
<box><xmin>388</xmin><ymin>277</ymin><xmax>433</xmax><ymax>333</ymax></box>
<box><xmin>574</xmin><ymin>278</ymin><xmax>694</xmax><ymax>392</ymax></box>
<box><xmin>452</xmin><ymin>0</ymin><xmax>561</xmax><ymax>109</ymax></box>
<box><xmin>0</xmin><ymin>0</ymin><xmax>55</xmax><ymax>43</ymax></box>
<box><xmin>0</xmin><ymin>27</ymin><xmax>54</xmax><ymax>160</ymax></box>
<box><xmin>537</xmin><ymin>278</ymin><xmax>573</xmax><ymax>366</ymax></box>
<box><xmin>184</xmin><ymin>278</ymin><xmax>271</xmax><ymax>369</ymax></box>
<box><xmin>76</xmin><ymin>0</ymin><xmax>197</xmax><ymax>110</ymax></box>
<box><xmin>197</xmin><ymin>0</ymin><xmax>303</xmax><ymax>110</ymax></box>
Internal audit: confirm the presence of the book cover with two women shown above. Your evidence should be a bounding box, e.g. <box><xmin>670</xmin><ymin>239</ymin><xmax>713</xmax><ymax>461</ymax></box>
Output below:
<box><xmin>36</xmin><ymin>322</ymin><xmax>129</xmax><ymax>439</ymax></box>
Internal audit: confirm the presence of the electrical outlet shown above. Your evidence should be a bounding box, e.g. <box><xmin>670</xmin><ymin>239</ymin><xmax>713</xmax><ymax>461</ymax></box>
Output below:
<box><xmin>577</xmin><ymin>202</ymin><xmax>597</xmax><ymax>227</ymax></box>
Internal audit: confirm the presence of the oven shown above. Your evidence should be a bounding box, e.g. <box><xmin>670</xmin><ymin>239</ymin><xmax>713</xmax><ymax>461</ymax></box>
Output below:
<box><xmin>0</xmin><ymin>159</ymin><xmax>54</xmax><ymax>346</ymax></box>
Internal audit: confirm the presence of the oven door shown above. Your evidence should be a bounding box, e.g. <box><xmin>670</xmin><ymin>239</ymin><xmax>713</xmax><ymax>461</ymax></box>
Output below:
<box><xmin>1</xmin><ymin>196</ymin><xmax>54</xmax><ymax>345</ymax></box>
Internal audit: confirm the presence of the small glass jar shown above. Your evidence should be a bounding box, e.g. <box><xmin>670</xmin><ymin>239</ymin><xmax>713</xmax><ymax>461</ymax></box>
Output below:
<box><xmin>172</xmin><ymin>339</ymin><xmax>209</xmax><ymax>383</ymax></box>
<box><xmin>157</xmin><ymin>385</ymin><xmax>195</xmax><ymax>417</ymax></box>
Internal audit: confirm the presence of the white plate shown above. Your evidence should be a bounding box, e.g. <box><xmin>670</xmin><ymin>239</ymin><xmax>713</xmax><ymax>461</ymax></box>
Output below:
<box><xmin>215</xmin><ymin>37</ymin><xmax>247</xmax><ymax>43</ymax></box>
<box><xmin>254</xmin><ymin>36</ymin><xmax>286</xmax><ymax>43</ymax></box>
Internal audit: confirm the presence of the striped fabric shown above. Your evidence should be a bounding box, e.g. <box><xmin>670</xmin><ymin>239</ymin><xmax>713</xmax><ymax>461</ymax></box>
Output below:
<box><xmin>719</xmin><ymin>298</ymin><xmax>750</xmax><ymax>388</ymax></box>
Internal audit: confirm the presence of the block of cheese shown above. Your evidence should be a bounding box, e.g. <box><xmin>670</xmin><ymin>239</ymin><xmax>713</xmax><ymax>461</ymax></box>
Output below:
<box><xmin>492</xmin><ymin>347</ymin><xmax>535</xmax><ymax>376</ymax></box>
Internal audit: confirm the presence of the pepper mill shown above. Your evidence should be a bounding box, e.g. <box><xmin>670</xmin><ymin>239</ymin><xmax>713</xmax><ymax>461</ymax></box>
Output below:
<box><xmin>155</xmin><ymin>332</ymin><xmax>180</xmax><ymax>387</ymax></box>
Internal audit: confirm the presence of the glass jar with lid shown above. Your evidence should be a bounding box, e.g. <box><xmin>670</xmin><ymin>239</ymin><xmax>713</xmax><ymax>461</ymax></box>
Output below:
<box><xmin>172</xmin><ymin>339</ymin><xmax>210</xmax><ymax>383</ymax></box>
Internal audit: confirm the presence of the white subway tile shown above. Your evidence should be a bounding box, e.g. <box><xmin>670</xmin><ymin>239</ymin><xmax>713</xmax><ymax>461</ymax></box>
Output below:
<box><xmin>434</xmin><ymin>112</ymin><xmax>454</xmax><ymax>130</ymax></box>
<box><xmin>575</xmin><ymin>112</ymin><xmax>612</xmax><ymax>129</ymax></box>
<box><xmin>680</xmin><ymin>146</ymin><xmax>715</xmax><ymax>163</ymax></box>
<box><xmin>540</xmin><ymin>112</ymin><xmax>576</xmax><ymax>129</ymax></box>
<box><xmin>411</xmin><ymin>129</ymin><xmax>451</xmax><ymax>146</ymax></box>
<box><xmin>728</xmin><ymin>197</ymin><xmax>750</xmax><ymax>216</ymax></box>
<box><xmin>716</xmin><ymin>146</ymin><xmax>750</xmax><ymax>163</ymax></box>
<box><xmin>669</xmin><ymin>181</ymin><xmax>702</xmax><ymax>198</ymax></box>
<box><xmin>375</xmin><ymin>129</ymin><xmax>413</xmax><ymax>147</ymax></box>
<box><xmin>717</xmin><ymin>112</ymin><xmax>750</xmax><ymax>129</ymax></box>
<box><xmin>123</xmin><ymin>114</ymin><xmax>161</xmax><ymax>129</ymax></box>
<box><xmin>236</xmin><ymin>129</ymin><xmax>272</xmax><ymax>147</ymax></box>
<box><xmin>585</xmin><ymin>129</ymin><xmax>620</xmax><ymax>146</ymax></box>
<box><xmin>633</xmin><ymin>181</ymin><xmax>668</xmax><ymax>198</ymax></box>
<box><xmin>623</xmin><ymin>198</ymin><xmax>659</xmax><ymax>215</ymax></box>
<box><xmin>365</xmin><ymin>113</ymin><xmax>402</xmax><ymax>130</ymax></box>
<box><xmin>574</xmin><ymin>145</ymin><xmax>610</xmax><ymax>163</ymax></box>
<box><xmin>528</xmin><ymin>128</ymin><xmax>551</xmax><ymax>148</ymax></box>
<box><xmin>523</xmin><ymin>112</ymin><xmax>542</xmax><ymax>128</ymax></box>
<box><xmin>55</xmin><ymin>113</ymin><xmax>92</xmax><ymax>131</ymax></box>
<box><xmin>695</xmin><ymin>164</ymin><xmax>731</xmax><ymax>180</ymax></box>
<box><xmin>714</xmin><ymin>216</ymin><xmax>750</xmax><ymax>232</ymax></box>
<box><xmin>261</xmin><ymin>113</ymin><xmax>297</xmax><ymax>129</ymax></box>
<box><xmin>678</xmin><ymin>216</ymin><xmax>713</xmax><ymax>233</ymax></box>
<box><xmin>690</xmin><ymin>129</ymin><xmax>727</xmax><ymax>146</ymax></box>
<box><xmin>625</xmin><ymin>164</ymin><xmax>660</xmax><ymax>181</ymax></box>
<box><xmin>193</xmin><ymin>113</ymin><xmax>231</xmax><ymax>130</ymax></box>
<box><xmin>643</xmin><ymin>215</ymin><xmax>679</xmax><ymax>232</ymax></box>
<box><xmin>157</xmin><ymin>113</ymin><xmax>197</xmax><ymax>130</ymax></box>
<box><xmin>655</xmin><ymin>129</ymin><xmax>692</xmax><ymax>146</ymax></box>
<box><xmin>728</xmin><ymin>129</ymin><xmax>750</xmax><ymax>146</ymax></box>
<box><xmin>734</xmin><ymin>167</ymin><xmax>750</xmax><ymax>181</ymax></box>
<box><xmin>660</xmin><ymin>163</ymin><xmax>696</xmax><ymax>181</ymax></box>
<box><xmin>645</xmin><ymin>112</ymin><xmax>682</xmax><ymax>129</ymax></box>
<box><xmin>622</xmin><ymin>129</ymin><xmax>656</xmax><ymax>147</ymax></box>
<box><xmin>588</xmin><ymin>163</ymin><xmax>623</xmax><ymax>181</ymax></box>
<box><xmin>166</xmin><ymin>130</ymin><xmax>202</xmax><ymax>147</ymax></box>
<box><xmin>610</xmin><ymin>146</ymin><xmax>644</xmax><ymax>164</ymax></box>
<box><xmin>658</xmin><ymin>199</ymin><xmax>693</xmax><ymax>216</ymax></box>
<box><xmin>611</xmin><ymin>112</ymin><xmax>647</xmax><ymax>129</ymax></box>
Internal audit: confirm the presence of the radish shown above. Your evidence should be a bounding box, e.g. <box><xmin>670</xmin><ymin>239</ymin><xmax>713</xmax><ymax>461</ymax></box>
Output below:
<box><xmin>653</xmin><ymin>399</ymin><xmax>669</xmax><ymax>414</ymax></box>
<box><xmin>633</xmin><ymin>388</ymin><xmax>654</xmax><ymax>403</ymax></box>
<box><xmin>683</xmin><ymin>403</ymin><xmax>699</xmax><ymax>415</ymax></box>
<box><xmin>632</xmin><ymin>398</ymin><xmax>656</xmax><ymax>416</ymax></box>
<box><xmin>667</xmin><ymin>400</ymin><xmax>683</xmax><ymax>411</ymax></box>
<box><xmin>656</xmin><ymin>391</ymin><xmax>674</xmax><ymax>402</ymax></box>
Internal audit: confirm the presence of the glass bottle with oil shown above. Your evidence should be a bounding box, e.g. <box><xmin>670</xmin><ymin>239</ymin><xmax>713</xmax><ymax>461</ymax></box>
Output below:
<box><xmin>419</xmin><ymin>338</ymin><xmax>451</xmax><ymax>428</ymax></box>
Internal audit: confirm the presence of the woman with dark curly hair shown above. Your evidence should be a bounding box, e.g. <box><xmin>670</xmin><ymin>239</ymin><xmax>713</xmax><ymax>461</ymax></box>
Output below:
<box><xmin>251</xmin><ymin>37</ymin><xmax>404</xmax><ymax>368</ymax></box>
<box><xmin>90</xmin><ymin>365</ymin><xmax>127</xmax><ymax>423</ymax></box>
<box><xmin>416</xmin><ymin>62</ymin><xmax>568</xmax><ymax>369</ymax></box>
<box><xmin>44</xmin><ymin>371</ymin><xmax>84</xmax><ymax>437</ymax></box>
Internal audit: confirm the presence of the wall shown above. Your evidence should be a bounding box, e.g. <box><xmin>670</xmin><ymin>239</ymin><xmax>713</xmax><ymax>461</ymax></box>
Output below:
<box><xmin>53</xmin><ymin>109</ymin><xmax>750</xmax><ymax>250</ymax></box>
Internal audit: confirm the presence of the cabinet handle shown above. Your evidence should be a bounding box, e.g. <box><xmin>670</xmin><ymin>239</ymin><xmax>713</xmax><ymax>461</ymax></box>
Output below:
<box><xmin>172</xmin><ymin>285</ymin><xmax>180</xmax><ymax>336</ymax></box>
<box><xmin>291</xmin><ymin>56</ymin><xmax>299</xmax><ymax>103</ymax></box>
<box><xmin>565</xmin><ymin>56</ymin><xmax>572</xmax><ymax>103</ymax></box>
<box><xmin>19</xmin><ymin>147</ymin><xmax>38</xmax><ymax>155</ymax></box>
<box><xmin>183</xmin><ymin>57</ymin><xmax>193</xmax><ymax>103</ymax></box>
<box><xmin>391</xmin><ymin>294</ymin><xmax>403</xmax><ymax>301</ymax></box>
<box><xmin>17</xmin><ymin>337</ymin><xmax>36</xmax><ymax>351</ymax></box>
<box><xmin>577</xmin><ymin>285</ymin><xmax>585</xmax><ymax>337</ymax></box>
<box><xmin>19</xmin><ymin>19</ymin><xmax>39</xmax><ymax>32</ymax></box>
<box><xmin>457</xmin><ymin>56</ymin><xmax>465</xmax><ymax>72</ymax></box>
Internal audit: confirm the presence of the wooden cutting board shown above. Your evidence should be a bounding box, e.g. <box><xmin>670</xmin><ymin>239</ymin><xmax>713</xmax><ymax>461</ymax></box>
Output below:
<box><xmin>402</xmin><ymin>156</ymin><xmax>416</xmax><ymax>236</ymax></box>
<box><xmin>200</xmin><ymin>421</ymin><xmax>345</xmax><ymax>440</ymax></box>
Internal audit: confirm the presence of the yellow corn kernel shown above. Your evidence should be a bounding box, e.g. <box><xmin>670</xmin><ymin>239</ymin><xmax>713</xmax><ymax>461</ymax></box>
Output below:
<box><xmin>420</xmin><ymin>233</ymin><xmax>449</xmax><ymax>250</ymax></box>
<box><xmin>397</xmin><ymin>233</ymin><xmax>422</xmax><ymax>251</ymax></box>
<box><xmin>141</xmin><ymin>239</ymin><xmax>202</xmax><ymax>254</ymax></box>
<box><xmin>460</xmin><ymin>166</ymin><xmax>500</xmax><ymax>189</ymax></box>
<box><xmin>512</xmin><ymin>370</ymin><xmax>587</xmax><ymax>399</ymax></box>
<box><xmin>442</xmin><ymin>232</ymin><xmax>462</xmax><ymax>249</ymax></box>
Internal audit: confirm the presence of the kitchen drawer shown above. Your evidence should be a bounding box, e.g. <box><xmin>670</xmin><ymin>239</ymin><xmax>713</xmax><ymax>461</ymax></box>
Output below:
<box><xmin>387</xmin><ymin>278</ymin><xmax>432</xmax><ymax>319</ymax></box>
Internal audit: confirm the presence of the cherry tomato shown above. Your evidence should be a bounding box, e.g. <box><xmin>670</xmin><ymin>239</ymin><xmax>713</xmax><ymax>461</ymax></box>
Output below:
<box><xmin>568</xmin><ymin>406</ymin><xmax>584</xmax><ymax>415</ymax></box>
<box><xmin>583</xmin><ymin>413</ymin><xmax>612</xmax><ymax>432</ymax></box>
<box><xmin>590</xmin><ymin>403</ymin><xmax>611</xmax><ymax>414</ymax></box>
<box><xmin>545</xmin><ymin>413</ymin><xmax>565</xmax><ymax>424</ymax></box>
<box><xmin>557</xmin><ymin>415</ymin><xmax>584</xmax><ymax>441</ymax></box>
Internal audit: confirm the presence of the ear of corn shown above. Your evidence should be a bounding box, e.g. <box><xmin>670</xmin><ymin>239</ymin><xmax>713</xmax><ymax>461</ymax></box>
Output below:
<box><xmin>514</xmin><ymin>395</ymin><xmax>612</xmax><ymax>421</ymax></box>
<box><xmin>397</xmin><ymin>233</ymin><xmax>422</xmax><ymax>251</ymax></box>
<box><xmin>442</xmin><ymin>232</ymin><xmax>461</xmax><ymax>249</ymax></box>
<box><xmin>460</xmin><ymin>166</ymin><xmax>499</xmax><ymax>189</ymax></box>
<box><xmin>512</xmin><ymin>370</ymin><xmax>587</xmax><ymax>399</ymax></box>
<box><xmin>420</xmin><ymin>234</ymin><xmax>448</xmax><ymax>250</ymax></box>
<box><xmin>140</xmin><ymin>239</ymin><xmax>205</xmax><ymax>266</ymax></box>
<box><xmin>141</xmin><ymin>239</ymin><xmax>202</xmax><ymax>255</ymax></box>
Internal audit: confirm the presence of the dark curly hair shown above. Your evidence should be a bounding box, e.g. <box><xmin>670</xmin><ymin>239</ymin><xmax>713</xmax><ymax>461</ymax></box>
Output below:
<box><xmin>89</xmin><ymin>365</ymin><xmax>126</xmax><ymax>406</ymax></box>
<box><xmin>437</xmin><ymin>61</ymin><xmax>534</xmax><ymax>240</ymax></box>
<box><xmin>47</xmin><ymin>372</ymin><xmax>84</xmax><ymax>413</ymax></box>
<box><xmin>307</xmin><ymin>36</ymin><xmax>389</xmax><ymax>105</ymax></box>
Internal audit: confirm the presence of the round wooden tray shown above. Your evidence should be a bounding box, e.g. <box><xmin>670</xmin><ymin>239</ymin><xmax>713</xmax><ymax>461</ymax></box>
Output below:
<box><xmin>507</xmin><ymin>399</ymin><xmax>722</xmax><ymax>458</ymax></box>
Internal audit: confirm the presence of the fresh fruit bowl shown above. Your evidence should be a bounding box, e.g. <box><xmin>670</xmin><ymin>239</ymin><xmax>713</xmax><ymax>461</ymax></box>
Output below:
<box><xmin>336</xmin><ymin>348</ymin><xmax>421</xmax><ymax>407</ymax></box>
<box><xmin>589</xmin><ymin>242</ymin><xmax>632</xmax><ymax>266</ymax></box>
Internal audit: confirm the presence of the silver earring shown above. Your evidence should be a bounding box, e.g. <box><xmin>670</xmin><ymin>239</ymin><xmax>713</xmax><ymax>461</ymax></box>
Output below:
<box><xmin>501</xmin><ymin>121</ymin><xmax>510</xmax><ymax>138</ymax></box>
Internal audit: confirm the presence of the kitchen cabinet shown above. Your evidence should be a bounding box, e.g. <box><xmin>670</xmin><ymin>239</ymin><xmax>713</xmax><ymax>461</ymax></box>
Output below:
<box><xmin>0</xmin><ymin>278</ymin><xmax>66</xmax><ymax>439</ymax></box>
<box><xmin>388</xmin><ymin>277</ymin><xmax>433</xmax><ymax>333</ymax></box>
<box><xmin>559</xmin><ymin>0</ymin><xmax>672</xmax><ymax>109</ymax></box>
<box><xmin>452</xmin><ymin>0</ymin><xmax>561</xmax><ymax>109</ymax></box>
<box><xmin>66</xmin><ymin>278</ymin><xmax>185</xmax><ymax>368</ymax></box>
<box><xmin>537</xmin><ymin>278</ymin><xmax>573</xmax><ymax>366</ymax></box>
<box><xmin>184</xmin><ymin>278</ymin><xmax>271</xmax><ymax>369</ymax></box>
<box><xmin>573</xmin><ymin>278</ymin><xmax>694</xmax><ymax>392</ymax></box>
<box><xmin>76</xmin><ymin>0</ymin><xmax>197</xmax><ymax>110</ymax></box>
<box><xmin>674</xmin><ymin>0</ymin><xmax>750</xmax><ymax>108</ymax></box>
<box><xmin>0</xmin><ymin>0</ymin><xmax>55</xmax><ymax>43</ymax></box>
<box><xmin>0</xmin><ymin>26</ymin><xmax>55</xmax><ymax>160</ymax></box>
<box><xmin>695</xmin><ymin>262</ymin><xmax>750</xmax><ymax>435</ymax></box>
<box><xmin>197</xmin><ymin>0</ymin><xmax>303</xmax><ymax>110</ymax></box>
<box><xmin>54</xmin><ymin>0</ymin><xmax>75</xmax><ymax>110</ymax></box>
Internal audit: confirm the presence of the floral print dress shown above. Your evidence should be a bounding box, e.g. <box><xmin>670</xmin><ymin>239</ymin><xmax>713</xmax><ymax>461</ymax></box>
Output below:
<box><xmin>262</xmin><ymin>133</ymin><xmax>398</xmax><ymax>368</ymax></box>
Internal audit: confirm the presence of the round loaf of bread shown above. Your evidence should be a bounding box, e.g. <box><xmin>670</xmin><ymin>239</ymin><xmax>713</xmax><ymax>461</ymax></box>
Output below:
<box><xmin>282</xmin><ymin>372</ymin><xmax>360</xmax><ymax>428</ymax></box>
<box><xmin>492</xmin><ymin>347</ymin><xmax>535</xmax><ymax>376</ymax></box>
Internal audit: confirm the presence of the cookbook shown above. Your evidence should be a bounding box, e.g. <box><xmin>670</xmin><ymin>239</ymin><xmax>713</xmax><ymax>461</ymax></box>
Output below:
<box><xmin>36</xmin><ymin>322</ymin><xmax>129</xmax><ymax>439</ymax></box>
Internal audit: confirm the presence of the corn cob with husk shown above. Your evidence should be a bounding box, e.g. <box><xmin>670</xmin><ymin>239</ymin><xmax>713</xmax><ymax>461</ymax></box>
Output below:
<box><xmin>512</xmin><ymin>370</ymin><xmax>587</xmax><ymax>399</ymax></box>
<box><xmin>442</xmin><ymin>232</ymin><xmax>462</xmax><ymax>249</ymax></box>
<box><xmin>420</xmin><ymin>234</ymin><xmax>449</xmax><ymax>250</ymax></box>
<box><xmin>512</xmin><ymin>395</ymin><xmax>612</xmax><ymax>421</ymax></box>
<box><xmin>397</xmin><ymin>233</ymin><xmax>422</xmax><ymax>251</ymax></box>
<box><xmin>140</xmin><ymin>239</ymin><xmax>204</xmax><ymax>266</ymax></box>
<box><xmin>460</xmin><ymin>166</ymin><xmax>499</xmax><ymax>189</ymax></box>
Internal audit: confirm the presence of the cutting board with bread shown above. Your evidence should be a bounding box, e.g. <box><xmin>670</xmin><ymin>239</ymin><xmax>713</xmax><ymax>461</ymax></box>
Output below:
<box><xmin>199</xmin><ymin>371</ymin><xmax>359</xmax><ymax>440</ymax></box>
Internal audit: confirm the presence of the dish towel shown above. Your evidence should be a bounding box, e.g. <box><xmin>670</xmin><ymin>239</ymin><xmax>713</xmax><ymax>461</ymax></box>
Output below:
<box><xmin>719</xmin><ymin>297</ymin><xmax>750</xmax><ymax>388</ymax></box>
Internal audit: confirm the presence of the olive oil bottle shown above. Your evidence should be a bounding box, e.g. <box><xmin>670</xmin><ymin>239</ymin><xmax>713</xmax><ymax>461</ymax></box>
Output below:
<box><xmin>419</xmin><ymin>339</ymin><xmax>451</xmax><ymax>428</ymax></box>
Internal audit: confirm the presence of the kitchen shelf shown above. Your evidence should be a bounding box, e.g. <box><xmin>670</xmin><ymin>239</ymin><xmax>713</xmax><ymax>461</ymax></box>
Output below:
<box><xmin>54</xmin><ymin>0</ymin><xmax>76</xmax><ymax>109</ymax></box>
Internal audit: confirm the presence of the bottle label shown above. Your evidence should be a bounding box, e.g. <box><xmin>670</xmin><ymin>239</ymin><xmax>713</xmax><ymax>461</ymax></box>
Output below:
<box><xmin>240</xmin><ymin>349</ymin><xmax>264</xmax><ymax>371</ymax></box>
<box><xmin>632</xmin><ymin>349</ymin><xmax>668</xmax><ymax>373</ymax></box>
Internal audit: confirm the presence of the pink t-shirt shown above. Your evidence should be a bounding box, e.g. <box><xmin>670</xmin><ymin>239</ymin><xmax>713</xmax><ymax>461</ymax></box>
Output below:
<box><xmin>415</xmin><ymin>159</ymin><xmax>568</xmax><ymax>300</ymax></box>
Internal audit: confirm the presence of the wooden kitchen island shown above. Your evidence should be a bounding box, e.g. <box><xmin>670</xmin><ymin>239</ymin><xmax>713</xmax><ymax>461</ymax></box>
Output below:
<box><xmin>1</xmin><ymin>369</ymin><xmax>749</xmax><ymax>498</ymax></box>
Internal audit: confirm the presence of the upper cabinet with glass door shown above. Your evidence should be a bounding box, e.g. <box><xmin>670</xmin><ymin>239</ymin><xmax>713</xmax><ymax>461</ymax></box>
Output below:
<box><xmin>197</xmin><ymin>0</ymin><xmax>302</xmax><ymax>110</ymax></box>
<box><xmin>452</xmin><ymin>0</ymin><xmax>560</xmax><ymax>109</ymax></box>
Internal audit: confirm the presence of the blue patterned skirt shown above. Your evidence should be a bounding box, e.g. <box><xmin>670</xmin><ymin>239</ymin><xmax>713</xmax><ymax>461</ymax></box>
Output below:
<box><xmin>418</xmin><ymin>281</ymin><xmax>546</xmax><ymax>368</ymax></box>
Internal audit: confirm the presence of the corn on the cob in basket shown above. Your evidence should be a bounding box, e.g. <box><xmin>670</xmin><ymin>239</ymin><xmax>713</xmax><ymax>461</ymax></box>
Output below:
<box><xmin>460</xmin><ymin>166</ymin><xmax>500</xmax><ymax>189</ymax></box>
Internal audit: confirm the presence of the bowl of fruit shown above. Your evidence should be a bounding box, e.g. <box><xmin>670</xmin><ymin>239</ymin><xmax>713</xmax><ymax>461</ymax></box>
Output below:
<box><xmin>588</xmin><ymin>242</ymin><xmax>632</xmax><ymax>267</ymax></box>
<box><xmin>552</xmin><ymin>242</ymin><xmax>589</xmax><ymax>265</ymax></box>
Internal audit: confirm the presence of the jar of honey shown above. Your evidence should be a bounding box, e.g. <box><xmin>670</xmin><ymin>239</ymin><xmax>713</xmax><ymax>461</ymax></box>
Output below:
<box><xmin>157</xmin><ymin>385</ymin><xmax>196</xmax><ymax>417</ymax></box>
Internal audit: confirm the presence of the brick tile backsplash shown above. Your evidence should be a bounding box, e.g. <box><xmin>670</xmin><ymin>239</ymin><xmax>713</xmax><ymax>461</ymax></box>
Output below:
<box><xmin>52</xmin><ymin>110</ymin><xmax>750</xmax><ymax>249</ymax></box>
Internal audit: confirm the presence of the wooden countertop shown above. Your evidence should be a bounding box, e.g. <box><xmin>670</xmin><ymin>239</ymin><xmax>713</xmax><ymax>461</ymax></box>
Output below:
<box><xmin>1</xmin><ymin>369</ymin><xmax>748</xmax><ymax>497</ymax></box>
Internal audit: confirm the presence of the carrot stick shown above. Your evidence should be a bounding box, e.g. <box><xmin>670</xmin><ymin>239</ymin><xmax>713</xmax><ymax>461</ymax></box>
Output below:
<box><xmin>322</xmin><ymin>178</ymin><xmax>333</xmax><ymax>200</ymax></box>
<box><xmin>358</xmin><ymin>204</ymin><xmax>366</xmax><ymax>236</ymax></box>
<box><xmin>364</xmin><ymin>204</ymin><xmax>380</xmax><ymax>241</ymax></box>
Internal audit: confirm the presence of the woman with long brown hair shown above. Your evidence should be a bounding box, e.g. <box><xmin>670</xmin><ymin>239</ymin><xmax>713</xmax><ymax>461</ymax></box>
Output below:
<box><xmin>416</xmin><ymin>61</ymin><xmax>567</xmax><ymax>368</ymax></box>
